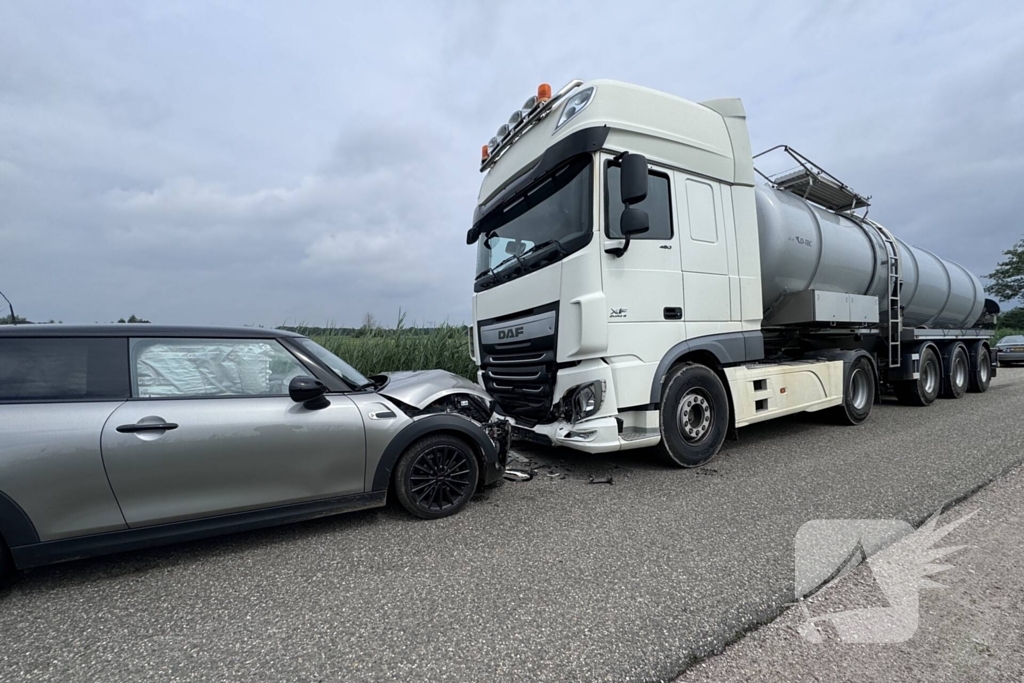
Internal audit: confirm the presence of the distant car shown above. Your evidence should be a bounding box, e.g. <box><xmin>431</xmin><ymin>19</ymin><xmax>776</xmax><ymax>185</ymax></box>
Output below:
<box><xmin>995</xmin><ymin>335</ymin><xmax>1024</xmax><ymax>366</ymax></box>
<box><xmin>0</xmin><ymin>325</ymin><xmax>508</xmax><ymax>581</ymax></box>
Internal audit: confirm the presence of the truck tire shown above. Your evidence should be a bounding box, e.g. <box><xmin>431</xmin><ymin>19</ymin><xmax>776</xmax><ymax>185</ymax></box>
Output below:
<box><xmin>394</xmin><ymin>434</ymin><xmax>479</xmax><ymax>520</ymax></box>
<box><xmin>657</xmin><ymin>363</ymin><xmax>730</xmax><ymax>468</ymax></box>
<box><xmin>968</xmin><ymin>344</ymin><xmax>992</xmax><ymax>393</ymax></box>
<box><xmin>941</xmin><ymin>344</ymin><xmax>969</xmax><ymax>399</ymax></box>
<box><xmin>0</xmin><ymin>537</ymin><xmax>12</xmax><ymax>588</ymax></box>
<box><xmin>833</xmin><ymin>355</ymin><xmax>875</xmax><ymax>425</ymax></box>
<box><xmin>894</xmin><ymin>345</ymin><xmax>941</xmax><ymax>406</ymax></box>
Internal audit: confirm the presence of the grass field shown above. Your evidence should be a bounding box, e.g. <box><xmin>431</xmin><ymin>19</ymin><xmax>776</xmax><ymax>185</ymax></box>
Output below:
<box><xmin>308</xmin><ymin>324</ymin><xmax>476</xmax><ymax>380</ymax></box>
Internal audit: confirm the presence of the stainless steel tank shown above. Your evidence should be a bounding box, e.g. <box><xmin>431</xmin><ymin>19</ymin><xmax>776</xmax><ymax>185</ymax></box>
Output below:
<box><xmin>755</xmin><ymin>186</ymin><xmax>985</xmax><ymax>329</ymax></box>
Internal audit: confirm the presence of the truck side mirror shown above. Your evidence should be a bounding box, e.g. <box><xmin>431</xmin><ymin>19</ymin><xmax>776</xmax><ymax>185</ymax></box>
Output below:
<box><xmin>620</xmin><ymin>207</ymin><xmax>650</xmax><ymax>236</ymax></box>
<box><xmin>619</xmin><ymin>153</ymin><xmax>649</xmax><ymax>205</ymax></box>
<box><xmin>606</xmin><ymin>207</ymin><xmax>650</xmax><ymax>258</ymax></box>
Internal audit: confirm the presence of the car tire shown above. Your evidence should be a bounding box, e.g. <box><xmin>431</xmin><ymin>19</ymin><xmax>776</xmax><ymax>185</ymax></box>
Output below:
<box><xmin>394</xmin><ymin>434</ymin><xmax>479</xmax><ymax>520</ymax></box>
<box><xmin>832</xmin><ymin>355</ymin><xmax>875</xmax><ymax>424</ymax></box>
<box><xmin>895</xmin><ymin>345</ymin><xmax>941</xmax><ymax>406</ymax></box>
<box><xmin>657</xmin><ymin>363</ymin><xmax>730</xmax><ymax>468</ymax></box>
<box><xmin>941</xmin><ymin>344</ymin><xmax>970</xmax><ymax>399</ymax></box>
<box><xmin>969</xmin><ymin>345</ymin><xmax>992</xmax><ymax>393</ymax></box>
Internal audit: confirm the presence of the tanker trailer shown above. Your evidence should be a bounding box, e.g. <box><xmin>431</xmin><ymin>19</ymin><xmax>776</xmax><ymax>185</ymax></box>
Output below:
<box><xmin>468</xmin><ymin>79</ymin><xmax>998</xmax><ymax>468</ymax></box>
<box><xmin>750</xmin><ymin>146</ymin><xmax>998</xmax><ymax>410</ymax></box>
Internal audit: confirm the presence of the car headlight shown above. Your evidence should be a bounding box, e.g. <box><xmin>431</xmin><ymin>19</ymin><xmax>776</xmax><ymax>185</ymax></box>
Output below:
<box><xmin>554</xmin><ymin>87</ymin><xmax>595</xmax><ymax>132</ymax></box>
<box><xmin>565</xmin><ymin>380</ymin><xmax>604</xmax><ymax>423</ymax></box>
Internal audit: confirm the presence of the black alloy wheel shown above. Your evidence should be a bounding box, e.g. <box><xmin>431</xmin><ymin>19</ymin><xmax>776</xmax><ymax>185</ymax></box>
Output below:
<box><xmin>395</xmin><ymin>434</ymin><xmax>479</xmax><ymax>519</ymax></box>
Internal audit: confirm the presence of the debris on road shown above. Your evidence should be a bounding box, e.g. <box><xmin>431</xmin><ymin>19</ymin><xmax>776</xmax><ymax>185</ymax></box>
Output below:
<box><xmin>503</xmin><ymin>469</ymin><xmax>533</xmax><ymax>482</ymax></box>
<box><xmin>589</xmin><ymin>476</ymin><xmax>614</xmax><ymax>485</ymax></box>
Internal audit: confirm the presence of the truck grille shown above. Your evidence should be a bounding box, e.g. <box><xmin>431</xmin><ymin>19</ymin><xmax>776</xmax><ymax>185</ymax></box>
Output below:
<box><xmin>478</xmin><ymin>307</ymin><xmax>557</xmax><ymax>423</ymax></box>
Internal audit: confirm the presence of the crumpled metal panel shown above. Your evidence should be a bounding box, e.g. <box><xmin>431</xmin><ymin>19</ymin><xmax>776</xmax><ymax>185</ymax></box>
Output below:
<box><xmin>375</xmin><ymin>369</ymin><xmax>493</xmax><ymax>409</ymax></box>
<box><xmin>135</xmin><ymin>341</ymin><xmax>305</xmax><ymax>398</ymax></box>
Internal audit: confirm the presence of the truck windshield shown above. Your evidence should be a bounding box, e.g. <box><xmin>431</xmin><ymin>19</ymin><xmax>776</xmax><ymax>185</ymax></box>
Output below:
<box><xmin>474</xmin><ymin>155</ymin><xmax>592</xmax><ymax>289</ymax></box>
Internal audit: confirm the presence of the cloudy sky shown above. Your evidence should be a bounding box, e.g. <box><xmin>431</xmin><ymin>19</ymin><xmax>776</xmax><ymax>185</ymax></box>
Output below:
<box><xmin>1</xmin><ymin>1</ymin><xmax>1022</xmax><ymax>326</ymax></box>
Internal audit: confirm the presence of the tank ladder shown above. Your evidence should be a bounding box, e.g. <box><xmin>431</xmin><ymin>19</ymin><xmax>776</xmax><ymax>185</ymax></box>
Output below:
<box><xmin>867</xmin><ymin>220</ymin><xmax>903</xmax><ymax>368</ymax></box>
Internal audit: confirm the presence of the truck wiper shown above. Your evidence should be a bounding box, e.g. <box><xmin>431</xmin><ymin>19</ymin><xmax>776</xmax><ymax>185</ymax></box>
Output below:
<box><xmin>488</xmin><ymin>239</ymin><xmax>564</xmax><ymax>277</ymax></box>
<box><xmin>521</xmin><ymin>239</ymin><xmax>566</xmax><ymax>261</ymax></box>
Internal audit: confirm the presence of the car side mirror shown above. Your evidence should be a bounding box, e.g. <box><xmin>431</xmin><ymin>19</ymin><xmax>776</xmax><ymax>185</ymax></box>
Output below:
<box><xmin>289</xmin><ymin>376</ymin><xmax>330</xmax><ymax>410</ymax></box>
<box><xmin>619</xmin><ymin>153</ymin><xmax>649</xmax><ymax>205</ymax></box>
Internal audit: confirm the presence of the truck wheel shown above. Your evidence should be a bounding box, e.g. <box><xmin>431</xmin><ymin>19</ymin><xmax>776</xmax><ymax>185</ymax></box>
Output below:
<box><xmin>657</xmin><ymin>363</ymin><xmax>730</xmax><ymax>468</ymax></box>
<box><xmin>895</xmin><ymin>345</ymin><xmax>941</xmax><ymax>406</ymax></box>
<box><xmin>941</xmin><ymin>344</ymin><xmax>969</xmax><ymax>399</ymax></box>
<box><xmin>833</xmin><ymin>355</ymin><xmax>875</xmax><ymax>424</ymax></box>
<box><xmin>968</xmin><ymin>345</ymin><xmax>992</xmax><ymax>393</ymax></box>
<box><xmin>0</xmin><ymin>537</ymin><xmax>12</xmax><ymax>588</ymax></box>
<box><xmin>394</xmin><ymin>434</ymin><xmax>479</xmax><ymax>520</ymax></box>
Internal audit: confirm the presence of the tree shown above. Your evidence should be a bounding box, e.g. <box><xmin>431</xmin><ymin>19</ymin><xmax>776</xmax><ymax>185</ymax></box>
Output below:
<box><xmin>998</xmin><ymin>306</ymin><xmax>1024</xmax><ymax>329</ymax></box>
<box><xmin>0</xmin><ymin>314</ymin><xmax>30</xmax><ymax>325</ymax></box>
<box><xmin>985</xmin><ymin>238</ymin><xmax>1024</xmax><ymax>303</ymax></box>
<box><xmin>360</xmin><ymin>311</ymin><xmax>377</xmax><ymax>333</ymax></box>
<box><xmin>117</xmin><ymin>315</ymin><xmax>151</xmax><ymax>323</ymax></box>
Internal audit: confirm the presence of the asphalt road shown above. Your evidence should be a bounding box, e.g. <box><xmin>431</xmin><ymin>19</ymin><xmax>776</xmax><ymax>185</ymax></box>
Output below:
<box><xmin>678</xmin><ymin>460</ymin><xmax>1024</xmax><ymax>682</ymax></box>
<box><xmin>2</xmin><ymin>368</ymin><xmax>1023</xmax><ymax>682</ymax></box>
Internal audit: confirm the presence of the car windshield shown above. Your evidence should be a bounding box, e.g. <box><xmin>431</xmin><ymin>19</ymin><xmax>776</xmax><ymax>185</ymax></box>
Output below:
<box><xmin>1000</xmin><ymin>335</ymin><xmax>1024</xmax><ymax>345</ymax></box>
<box><xmin>296</xmin><ymin>338</ymin><xmax>371</xmax><ymax>387</ymax></box>
<box><xmin>474</xmin><ymin>155</ymin><xmax>592</xmax><ymax>286</ymax></box>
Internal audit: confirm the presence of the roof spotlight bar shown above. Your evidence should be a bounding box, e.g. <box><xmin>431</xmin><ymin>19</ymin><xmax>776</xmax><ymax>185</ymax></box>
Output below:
<box><xmin>480</xmin><ymin>79</ymin><xmax>583</xmax><ymax>172</ymax></box>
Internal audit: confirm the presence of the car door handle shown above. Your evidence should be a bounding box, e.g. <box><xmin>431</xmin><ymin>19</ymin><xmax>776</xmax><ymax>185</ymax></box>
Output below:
<box><xmin>116</xmin><ymin>422</ymin><xmax>179</xmax><ymax>433</ymax></box>
<box><xmin>664</xmin><ymin>307</ymin><xmax>683</xmax><ymax>320</ymax></box>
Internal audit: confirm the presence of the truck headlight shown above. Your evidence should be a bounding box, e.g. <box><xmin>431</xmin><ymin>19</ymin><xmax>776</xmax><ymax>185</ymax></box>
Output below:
<box><xmin>566</xmin><ymin>380</ymin><xmax>604</xmax><ymax>423</ymax></box>
<box><xmin>554</xmin><ymin>87</ymin><xmax>595</xmax><ymax>132</ymax></box>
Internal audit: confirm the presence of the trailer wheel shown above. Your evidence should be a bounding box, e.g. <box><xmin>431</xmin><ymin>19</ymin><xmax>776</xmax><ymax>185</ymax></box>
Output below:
<box><xmin>968</xmin><ymin>344</ymin><xmax>992</xmax><ymax>393</ymax></box>
<box><xmin>833</xmin><ymin>355</ymin><xmax>875</xmax><ymax>424</ymax></box>
<box><xmin>895</xmin><ymin>345</ymin><xmax>941</xmax><ymax>406</ymax></box>
<box><xmin>657</xmin><ymin>363</ymin><xmax>730</xmax><ymax>468</ymax></box>
<box><xmin>941</xmin><ymin>344</ymin><xmax>969</xmax><ymax>399</ymax></box>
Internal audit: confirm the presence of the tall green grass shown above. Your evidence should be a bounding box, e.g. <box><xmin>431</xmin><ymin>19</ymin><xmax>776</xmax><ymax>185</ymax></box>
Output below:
<box><xmin>303</xmin><ymin>313</ymin><xmax>477</xmax><ymax>380</ymax></box>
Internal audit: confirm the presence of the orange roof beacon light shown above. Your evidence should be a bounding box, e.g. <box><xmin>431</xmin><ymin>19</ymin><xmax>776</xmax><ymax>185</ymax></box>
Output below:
<box><xmin>537</xmin><ymin>83</ymin><xmax>552</xmax><ymax>103</ymax></box>
<box><xmin>481</xmin><ymin>144</ymin><xmax>489</xmax><ymax>161</ymax></box>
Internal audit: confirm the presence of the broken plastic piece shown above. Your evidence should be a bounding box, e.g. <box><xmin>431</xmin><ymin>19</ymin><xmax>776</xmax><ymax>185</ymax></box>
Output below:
<box><xmin>503</xmin><ymin>469</ymin><xmax>533</xmax><ymax>482</ymax></box>
<box><xmin>588</xmin><ymin>476</ymin><xmax>614</xmax><ymax>485</ymax></box>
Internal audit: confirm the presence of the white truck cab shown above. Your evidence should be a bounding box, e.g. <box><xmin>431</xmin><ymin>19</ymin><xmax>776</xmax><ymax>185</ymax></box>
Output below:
<box><xmin>467</xmin><ymin>79</ymin><xmax>995</xmax><ymax>467</ymax></box>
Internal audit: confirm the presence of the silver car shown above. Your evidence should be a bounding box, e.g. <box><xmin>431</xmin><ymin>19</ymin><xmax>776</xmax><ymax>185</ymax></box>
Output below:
<box><xmin>996</xmin><ymin>335</ymin><xmax>1024</xmax><ymax>366</ymax></box>
<box><xmin>0</xmin><ymin>325</ymin><xmax>508</xmax><ymax>582</ymax></box>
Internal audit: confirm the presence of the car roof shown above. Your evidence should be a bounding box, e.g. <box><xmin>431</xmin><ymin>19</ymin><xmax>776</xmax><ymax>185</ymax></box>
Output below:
<box><xmin>0</xmin><ymin>324</ymin><xmax>305</xmax><ymax>339</ymax></box>
<box><xmin>999</xmin><ymin>335</ymin><xmax>1024</xmax><ymax>343</ymax></box>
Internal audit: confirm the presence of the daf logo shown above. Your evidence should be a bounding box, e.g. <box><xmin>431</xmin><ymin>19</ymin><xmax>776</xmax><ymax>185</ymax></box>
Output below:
<box><xmin>498</xmin><ymin>326</ymin><xmax>525</xmax><ymax>340</ymax></box>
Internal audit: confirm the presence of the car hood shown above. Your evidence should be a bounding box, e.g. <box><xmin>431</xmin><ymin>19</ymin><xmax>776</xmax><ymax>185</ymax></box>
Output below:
<box><xmin>374</xmin><ymin>370</ymin><xmax>492</xmax><ymax>410</ymax></box>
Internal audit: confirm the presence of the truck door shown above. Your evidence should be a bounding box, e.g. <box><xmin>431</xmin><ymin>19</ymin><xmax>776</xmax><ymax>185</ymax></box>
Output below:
<box><xmin>601</xmin><ymin>157</ymin><xmax>683</xmax><ymax>324</ymax></box>
<box><xmin>675</xmin><ymin>173</ymin><xmax>734</xmax><ymax>325</ymax></box>
<box><xmin>100</xmin><ymin>337</ymin><xmax>366</xmax><ymax>527</ymax></box>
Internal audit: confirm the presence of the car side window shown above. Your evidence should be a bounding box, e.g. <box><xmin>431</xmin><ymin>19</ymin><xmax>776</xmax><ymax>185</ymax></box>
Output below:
<box><xmin>0</xmin><ymin>337</ymin><xmax>129</xmax><ymax>402</ymax></box>
<box><xmin>605</xmin><ymin>163</ymin><xmax>673</xmax><ymax>239</ymax></box>
<box><xmin>131</xmin><ymin>338</ymin><xmax>309</xmax><ymax>399</ymax></box>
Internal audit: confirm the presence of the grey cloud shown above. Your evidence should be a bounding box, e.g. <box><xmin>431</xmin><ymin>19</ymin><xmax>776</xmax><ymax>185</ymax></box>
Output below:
<box><xmin>1</xmin><ymin>0</ymin><xmax>1022</xmax><ymax>327</ymax></box>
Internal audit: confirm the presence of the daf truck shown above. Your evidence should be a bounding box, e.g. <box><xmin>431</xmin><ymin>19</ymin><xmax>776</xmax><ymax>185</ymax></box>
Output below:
<box><xmin>466</xmin><ymin>79</ymin><xmax>999</xmax><ymax>467</ymax></box>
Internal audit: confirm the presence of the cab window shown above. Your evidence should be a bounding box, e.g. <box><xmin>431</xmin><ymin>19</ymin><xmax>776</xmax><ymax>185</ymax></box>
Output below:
<box><xmin>131</xmin><ymin>338</ymin><xmax>308</xmax><ymax>398</ymax></box>
<box><xmin>606</xmin><ymin>163</ymin><xmax>673</xmax><ymax>239</ymax></box>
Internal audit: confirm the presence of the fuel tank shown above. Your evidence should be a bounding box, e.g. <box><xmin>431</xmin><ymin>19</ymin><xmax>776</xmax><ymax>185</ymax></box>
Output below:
<box><xmin>755</xmin><ymin>186</ymin><xmax>984</xmax><ymax>329</ymax></box>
